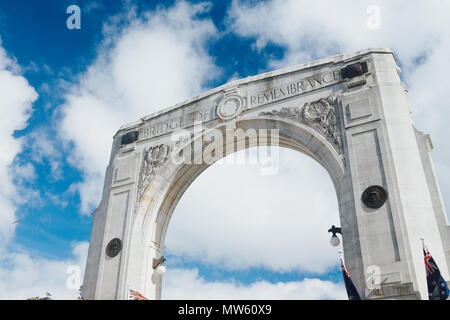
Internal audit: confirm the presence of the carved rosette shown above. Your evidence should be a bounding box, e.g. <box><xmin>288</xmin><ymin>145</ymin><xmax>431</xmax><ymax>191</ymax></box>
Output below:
<box><xmin>259</xmin><ymin>94</ymin><xmax>343</xmax><ymax>152</ymax></box>
<box><xmin>216</xmin><ymin>86</ymin><xmax>245</xmax><ymax>121</ymax></box>
<box><xmin>137</xmin><ymin>144</ymin><xmax>171</xmax><ymax>200</ymax></box>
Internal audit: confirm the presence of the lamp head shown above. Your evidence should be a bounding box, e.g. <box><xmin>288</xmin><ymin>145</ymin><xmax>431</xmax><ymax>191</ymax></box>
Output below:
<box><xmin>330</xmin><ymin>234</ymin><xmax>340</xmax><ymax>247</ymax></box>
<box><xmin>155</xmin><ymin>265</ymin><xmax>166</xmax><ymax>275</ymax></box>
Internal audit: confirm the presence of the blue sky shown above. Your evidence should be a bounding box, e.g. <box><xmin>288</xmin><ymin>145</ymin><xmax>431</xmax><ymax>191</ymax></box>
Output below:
<box><xmin>1</xmin><ymin>0</ymin><xmax>450</xmax><ymax>299</ymax></box>
<box><xmin>3</xmin><ymin>0</ymin><xmax>285</xmax><ymax>260</ymax></box>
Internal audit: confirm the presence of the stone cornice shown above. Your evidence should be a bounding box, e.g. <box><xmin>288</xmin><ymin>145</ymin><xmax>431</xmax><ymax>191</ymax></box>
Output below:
<box><xmin>114</xmin><ymin>48</ymin><xmax>394</xmax><ymax>138</ymax></box>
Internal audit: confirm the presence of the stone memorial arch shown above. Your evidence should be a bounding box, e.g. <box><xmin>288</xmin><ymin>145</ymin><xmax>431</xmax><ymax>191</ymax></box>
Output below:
<box><xmin>81</xmin><ymin>48</ymin><xmax>450</xmax><ymax>300</ymax></box>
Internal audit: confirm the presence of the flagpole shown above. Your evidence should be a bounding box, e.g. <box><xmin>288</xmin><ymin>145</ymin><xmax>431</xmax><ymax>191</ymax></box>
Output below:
<box><xmin>338</xmin><ymin>250</ymin><xmax>362</xmax><ymax>300</ymax></box>
<box><xmin>338</xmin><ymin>250</ymin><xmax>343</xmax><ymax>261</ymax></box>
<box><xmin>420</xmin><ymin>237</ymin><xmax>425</xmax><ymax>250</ymax></box>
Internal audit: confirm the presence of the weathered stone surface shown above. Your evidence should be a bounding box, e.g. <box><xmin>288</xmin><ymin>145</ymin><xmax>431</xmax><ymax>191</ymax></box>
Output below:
<box><xmin>81</xmin><ymin>48</ymin><xmax>450</xmax><ymax>300</ymax></box>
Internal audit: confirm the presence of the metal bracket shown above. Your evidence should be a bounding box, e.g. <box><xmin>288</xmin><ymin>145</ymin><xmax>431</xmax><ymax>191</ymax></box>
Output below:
<box><xmin>152</xmin><ymin>256</ymin><xmax>166</xmax><ymax>269</ymax></box>
<box><xmin>328</xmin><ymin>225</ymin><xmax>342</xmax><ymax>237</ymax></box>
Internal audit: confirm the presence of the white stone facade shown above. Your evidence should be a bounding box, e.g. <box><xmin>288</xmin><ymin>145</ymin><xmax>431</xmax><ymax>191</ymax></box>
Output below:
<box><xmin>81</xmin><ymin>48</ymin><xmax>450</xmax><ymax>300</ymax></box>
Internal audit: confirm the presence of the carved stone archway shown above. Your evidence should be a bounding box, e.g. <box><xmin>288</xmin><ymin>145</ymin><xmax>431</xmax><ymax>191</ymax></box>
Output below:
<box><xmin>82</xmin><ymin>48</ymin><xmax>450</xmax><ymax>300</ymax></box>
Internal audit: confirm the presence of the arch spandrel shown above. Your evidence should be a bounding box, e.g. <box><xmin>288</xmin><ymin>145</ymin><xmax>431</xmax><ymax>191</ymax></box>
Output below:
<box><xmin>136</xmin><ymin>115</ymin><xmax>347</xmax><ymax>244</ymax></box>
<box><xmin>125</xmin><ymin>111</ymin><xmax>356</xmax><ymax>300</ymax></box>
<box><xmin>135</xmin><ymin>88</ymin><xmax>348</xmax><ymax>217</ymax></box>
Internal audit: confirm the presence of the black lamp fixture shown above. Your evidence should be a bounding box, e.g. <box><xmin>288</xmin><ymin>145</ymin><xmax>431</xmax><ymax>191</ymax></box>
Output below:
<box><xmin>328</xmin><ymin>225</ymin><xmax>342</xmax><ymax>247</ymax></box>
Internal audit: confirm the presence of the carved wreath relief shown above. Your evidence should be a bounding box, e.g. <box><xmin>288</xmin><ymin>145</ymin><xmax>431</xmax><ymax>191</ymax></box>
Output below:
<box><xmin>137</xmin><ymin>144</ymin><xmax>171</xmax><ymax>200</ymax></box>
<box><xmin>106</xmin><ymin>238</ymin><xmax>122</xmax><ymax>258</ymax></box>
<box><xmin>259</xmin><ymin>94</ymin><xmax>342</xmax><ymax>152</ymax></box>
<box><xmin>137</xmin><ymin>135</ymin><xmax>195</xmax><ymax>200</ymax></box>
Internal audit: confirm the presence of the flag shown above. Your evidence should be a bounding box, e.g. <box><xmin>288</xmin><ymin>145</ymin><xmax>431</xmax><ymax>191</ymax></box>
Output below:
<box><xmin>340</xmin><ymin>258</ymin><xmax>362</xmax><ymax>300</ymax></box>
<box><xmin>423</xmin><ymin>244</ymin><xmax>449</xmax><ymax>300</ymax></box>
<box><xmin>129</xmin><ymin>289</ymin><xmax>149</xmax><ymax>300</ymax></box>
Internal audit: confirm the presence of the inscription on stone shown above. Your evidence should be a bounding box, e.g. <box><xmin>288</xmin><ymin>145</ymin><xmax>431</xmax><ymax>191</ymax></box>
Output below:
<box><xmin>139</xmin><ymin>108</ymin><xmax>216</xmax><ymax>141</ymax></box>
<box><xmin>138</xmin><ymin>67</ymin><xmax>345</xmax><ymax>142</ymax></box>
<box><xmin>368</xmin><ymin>283</ymin><xmax>415</xmax><ymax>298</ymax></box>
<box><xmin>248</xmin><ymin>69</ymin><xmax>342</xmax><ymax>108</ymax></box>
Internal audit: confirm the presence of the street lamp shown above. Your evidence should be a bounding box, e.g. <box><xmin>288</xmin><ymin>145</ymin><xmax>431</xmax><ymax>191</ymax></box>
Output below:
<box><xmin>328</xmin><ymin>225</ymin><xmax>342</xmax><ymax>247</ymax></box>
<box><xmin>152</xmin><ymin>256</ymin><xmax>167</xmax><ymax>275</ymax></box>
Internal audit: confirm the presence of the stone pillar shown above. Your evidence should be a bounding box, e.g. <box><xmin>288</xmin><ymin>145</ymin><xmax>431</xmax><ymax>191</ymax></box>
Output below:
<box><xmin>341</xmin><ymin>52</ymin><xmax>449</xmax><ymax>299</ymax></box>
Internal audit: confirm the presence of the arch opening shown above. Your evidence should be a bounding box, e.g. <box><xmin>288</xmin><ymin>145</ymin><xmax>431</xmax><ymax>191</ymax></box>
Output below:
<box><xmin>161</xmin><ymin>146</ymin><xmax>345</xmax><ymax>299</ymax></box>
<box><xmin>133</xmin><ymin>117</ymin><xmax>353</xmax><ymax>299</ymax></box>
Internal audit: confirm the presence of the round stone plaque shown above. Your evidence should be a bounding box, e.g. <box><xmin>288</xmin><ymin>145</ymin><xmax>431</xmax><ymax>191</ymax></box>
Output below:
<box><xmin>106</xmin><ymin>238</ymin><xmax>122</xmax><ymax>258</ymax></box>
<box><xmin>217</xmin><ymin>94</ymin><xmax>244</xmax><ymax>120</ymax></box>
<box><xmin>361</xmin><ymin>185</ymin><xmax>388</xmax><ymax>209</ymax></box>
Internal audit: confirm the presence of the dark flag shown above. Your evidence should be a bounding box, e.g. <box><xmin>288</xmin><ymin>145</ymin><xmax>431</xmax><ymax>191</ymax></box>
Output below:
<box><xmin>423</xmin><ymin>244</ymin><xmax>449</xmax><ymax>300</ymax></box>
<box><xmin>340</xmin><ymin>258</ymin><xmax>362</xmax><ymax>300</ymax></box>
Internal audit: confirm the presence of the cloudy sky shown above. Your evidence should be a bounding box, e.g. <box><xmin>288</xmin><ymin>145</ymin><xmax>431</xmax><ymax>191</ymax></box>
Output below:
<box><xmin>0</xmin><ymin>0</ymin><xmax>449</xmax><ymax>300</ymax></box>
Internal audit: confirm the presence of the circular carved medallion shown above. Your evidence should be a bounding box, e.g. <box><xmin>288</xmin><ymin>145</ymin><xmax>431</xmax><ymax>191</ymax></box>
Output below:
<box><xmin>106</xmin><ymin>238</ymin><xmax>122</xmax><ymax>258</ymax></box>
<box><xmin>217</xmin><ymin>94</ymin><xmax>244</xmax><ymax>120</ymax></box>
<box><xmin>362</xmin><ymin>185</ymin><xmax>388</xmax><ymax>209</ymax></box>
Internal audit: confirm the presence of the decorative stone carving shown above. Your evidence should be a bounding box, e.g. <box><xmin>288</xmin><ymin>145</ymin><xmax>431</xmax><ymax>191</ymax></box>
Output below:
<box><xmin>137</xmin><ymin>144</ymin><xmax>172</xmax><ymax>200</ymax></box>
<box><xmin>106</xmin><ymin>238</ymin><xmax>122</xmax><ymax>258</ymax></box>
<box><xmin>137</xmin><ymin>135</ymin><xmax>198</xmax><ymax>200</ymax></box>
<box><xmin>367</xmin><ymin>282</ymin><xmax>417</xmax><ymax>299</ymax></box>
<box><xmin>259</xmin><ymin>94</ymin><xmax>342</xmax><ymax>151</ymax></box>
<box><xmin>261</xmin><ymin>106</ymin><xmax>302</xmax><ymax>120</ymax></box>
<box><xmin>217</xmin><ymin>87</ymin><xmax>245</xmax><ymax>120</ymax></box>
<box><xmin>83</xmin><ymin>50</ymin><xmax>450</xmax><ymax>301</ymax></box>
<box><xmin>362</xmin><ymin>185</ymin><xmax>388</xmax><ymax>209</ymax></box>
<box><xmin>217</xmin><ymin>95</ymin><xmax>244</xmax><ymax>120</ymax></box>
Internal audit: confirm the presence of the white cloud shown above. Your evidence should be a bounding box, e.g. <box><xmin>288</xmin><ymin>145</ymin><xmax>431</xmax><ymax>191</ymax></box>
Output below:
<box><xmin>0</xmin><ymin>39</ymin><xmax>81</xmax><ymax>300</ymax></box>
<box><xmin>228</xmin><ymin>0</ymin><xmax>446</xmax><ymax>71</ymax></box>
<box><xmin>407</xmin><ymin>37</ymin><xmax>450</xmax><ymax>219</ymax></box>
<box><xmin>48</xmin><ymin>0</ymin><xmax>450</xmax><ymax>297</ymax></box>
<box><xmin>45</xmin><ymin>191</ymin><xmax>68</xmax><ymax>208</ymax></box>
<box><xmin>58</xmin><ymin>1</ymin><xmax>343</xmax><ymax>274</ymax></box>
<box><xmin>0</xmin><ymin>40</ymin><xmax>38</xmax><ymax>243</ymax></box>
<box><xmin>166</xmin><ymin>148</ymin><xmax>340</xmax><ymax>273</ymax></box>
<box><xmin>59</xmin><ymin>0</ymin><xmax>219</xmax><ymax>214</ymax></box>
<box><xmin>12</xmin><ymin>163</ymin><xmax>36</xmax><ymax>182</ymax></box>
<box><xmin>227</xmin><ymin>0</ymin><xmax>450</xmax><ymax>215</ymax></box>
<box><xmin>16</xmin><ymin>128</ymin><xmax>64</xmax><ymax>183</ymax></box>
<box><xmin>26</xmin><ymin>129</ymin><xmax>60</xmax><ymax>164</ymax></box>
<box><xmin>163</xmin><ymin>268</ymin><xmax>346</xmax><ymax>300</ymax></box>
<box><xmin>58</xmin><ymin>0</ymin><xmax>450</xmax><ymax>219</ymax></box>
<box><xmin>0</xmin><ymin>241</ymin><xmax>88</xmax><ymax>300</ymax></box>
